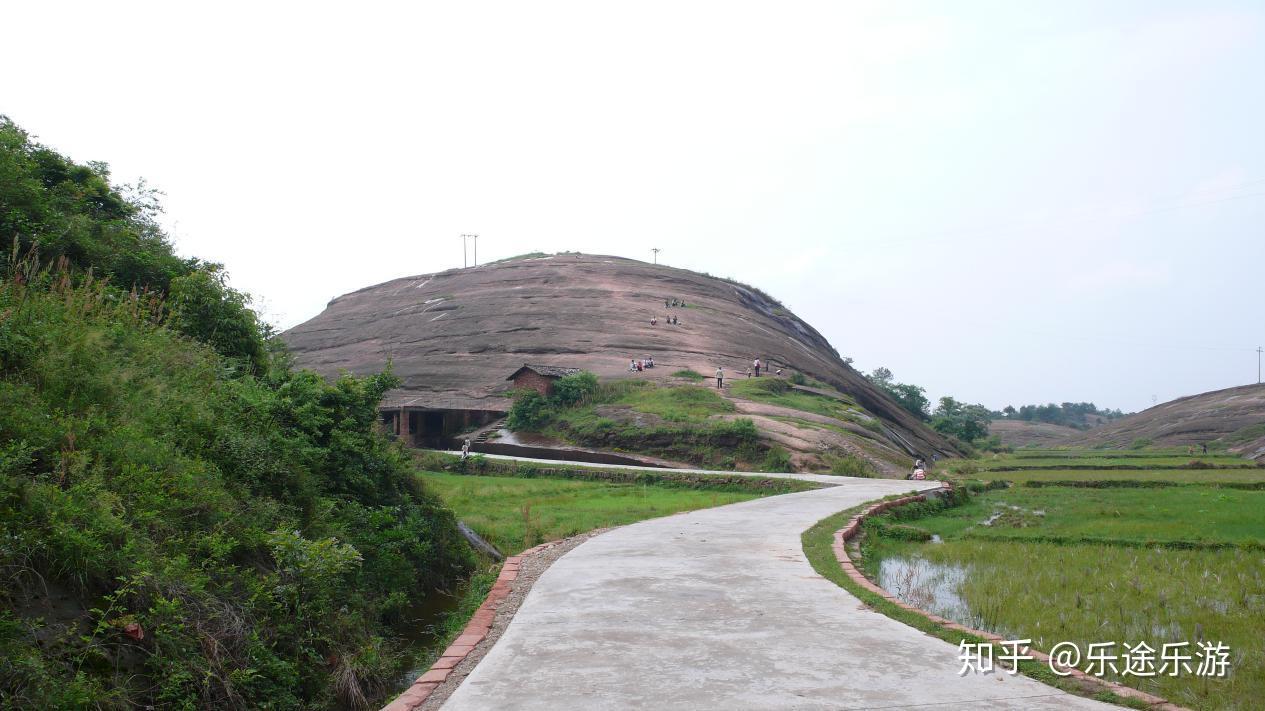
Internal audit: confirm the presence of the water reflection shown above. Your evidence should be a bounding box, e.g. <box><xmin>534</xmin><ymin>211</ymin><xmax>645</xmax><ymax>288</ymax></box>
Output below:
<box><xmin>877</xmin><ymin>556</ymin><xmax>976</xmax><ymax>624</ymax></box>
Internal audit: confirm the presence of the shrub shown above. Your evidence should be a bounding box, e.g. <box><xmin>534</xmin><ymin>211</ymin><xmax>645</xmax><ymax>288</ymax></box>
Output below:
<box><xmin>506</xmin><ymin>390</ymin><xmax>554</xmax><ymax>430</ymax></box>
<box><xmin>672</xmin><ymin>369</ymin><xmax>705</xmax><ymax>381</ymax></box>
<box><xmin>761</xmin><ymin>446</ymin><xmax>793</xmax><ymax>472</ymax></box>
<box><xmin>0</xmin><ymin>118</ymin><xmax>476</xmax><ymax>709</ymax></box>
<box><xmin>1130</xmin><ymin>437</ymin><xmax>1154</xmax><ymax>450</ymax></box>
<box><xmin>788</xmin><ymin>372</ymin><xmax>807</xmax><ymax>385</ymax></box>
<box><xmin>828</xmin><ymin>454</ymin><xmax>874</xmax><ymax>477</ymax></box>
<box><xmin>551</xmin><ymin>371</ymin><xmax>598</xmax><ymax>407</ymax></box>
<box><xmin>868</xmin><ymin>521</ymin><xmax>934</xmax><ymax>542</ymax></box>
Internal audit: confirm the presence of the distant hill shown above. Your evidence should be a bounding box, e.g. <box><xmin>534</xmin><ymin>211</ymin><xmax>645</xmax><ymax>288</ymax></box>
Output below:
<box><xmin>1068</xmin><ymin>383</ymin><xmax>1265</xmax><ymax>460</ymax></box>
<box><xmin>283</xmin><ymin>253</ymin><xmax>962</xmax><ymax>472</ymax></box>
<box><xmin>988</xmin><ymin>419</ymin><xmax>1082</xmax><ymax>448</ymax></box>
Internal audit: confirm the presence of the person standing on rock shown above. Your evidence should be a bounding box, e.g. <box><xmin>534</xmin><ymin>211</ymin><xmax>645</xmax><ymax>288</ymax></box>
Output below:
<box><xmin>716</xmin><ymin>366</ymin><xmax>724</xmax><ymax>389</ymax></box>
<box><xmin>754</xmin><ymin>358</ymin><xmax>761</xmax><ymax>377</ymax></box>
<box><xmin>461</xmin><ymin>438</ymin><xmax>471</xmax><ymax>461</ymax></box>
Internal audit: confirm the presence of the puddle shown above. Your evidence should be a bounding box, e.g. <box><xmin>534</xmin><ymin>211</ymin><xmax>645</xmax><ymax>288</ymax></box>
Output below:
<box><xmin>493</xmin><ymin>429</ymin><xmax>562</xmax><ymax>447</ymax></box>
<box><xmin>877</xmin><ymin>556</ymin><xmax>975</xmax><ymax>624</ymax></box>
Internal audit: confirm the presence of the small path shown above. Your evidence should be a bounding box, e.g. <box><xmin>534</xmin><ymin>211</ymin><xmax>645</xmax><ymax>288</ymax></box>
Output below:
<box><xmin>440</xmin><ymin>451</ymin><xmax>845</xmax><ymax>485</ymax></box>
<box><xmin>437</xmin><ymin>464</ymin><xmax>1117</xmax><ymax>709</ymax></box>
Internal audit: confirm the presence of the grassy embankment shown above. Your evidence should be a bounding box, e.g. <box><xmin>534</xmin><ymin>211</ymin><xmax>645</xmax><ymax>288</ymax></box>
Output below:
<box><xmin>844</xmin><ymin>449</ymin><xmax>1265</xmax><ymax>710</ymax></box>
<box><xmin>726</xmin><ymin>377</ymin><xmax>887</xmax><ymax>475</ymax></box>
<box><xmin>515</xmin><ymin>378</ymin><xmax>790</xmax><ymax>470</ymax></box>
<box><xmin>0</xmin><ymin>117</ymin><xmax>473</xmax><ymax>710</ymax></box>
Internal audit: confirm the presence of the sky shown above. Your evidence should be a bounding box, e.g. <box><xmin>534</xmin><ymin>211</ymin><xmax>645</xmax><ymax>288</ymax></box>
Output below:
<box><xmin>3</xmin><ymin>1</ymin><xmax>1262</xmax><ymax>413</ymax></box>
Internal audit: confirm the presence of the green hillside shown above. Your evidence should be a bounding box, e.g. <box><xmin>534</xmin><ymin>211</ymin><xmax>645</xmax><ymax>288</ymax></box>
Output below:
<box><xmin>0</xmin><ymin>116</ymin><xmax>473</xmax><ymax>709</ymax></box>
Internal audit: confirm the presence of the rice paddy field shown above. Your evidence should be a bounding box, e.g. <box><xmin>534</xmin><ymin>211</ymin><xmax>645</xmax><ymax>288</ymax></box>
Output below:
<box><xmin>960</xmin><ymin>450</ymin><xmax>1256</xmax><ymax>471</ymax></box>
<box><xmin>859</xmin><ymin>449</ymin><xmax>1265</xmax><ymax>709</ymax></box>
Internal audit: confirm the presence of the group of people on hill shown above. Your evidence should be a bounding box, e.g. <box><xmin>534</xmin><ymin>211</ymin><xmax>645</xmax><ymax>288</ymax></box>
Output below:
<box><xmin>715</xmin><ymin>357</ymin><xmax>784</xmax><ymax>388</ymax></box>
<box><xmin>651</xmin><ymin>314</ymin><xmax>682</xmax><ymax>326</ymax></box>
<box><xmin>629</xmin><ymin>356</ymin><xmax>655</xmax><ymax>372</ymax></box>
<box><xmin>665</xmin><ymin>297</ymin><xmax>686</xmax><ymax>308</ymax></box>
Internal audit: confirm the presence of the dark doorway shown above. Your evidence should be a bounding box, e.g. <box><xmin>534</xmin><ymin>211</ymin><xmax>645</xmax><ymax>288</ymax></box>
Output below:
<box><xmin>423</xmin><ymin>411</ymin><xmax>444</xmax><ymax>434</ymax></box>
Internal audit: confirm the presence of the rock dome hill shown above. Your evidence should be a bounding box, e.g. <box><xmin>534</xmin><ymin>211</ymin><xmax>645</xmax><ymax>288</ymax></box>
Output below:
<box><xmin>282</xmin><ymin>252</ymin><xmax>959</xmax><ymax>469</ymax></box>
<box><xmin>1067</xmin><ymin>382</ymin><xmax>1265</xmax><ymax>460</ymax></box>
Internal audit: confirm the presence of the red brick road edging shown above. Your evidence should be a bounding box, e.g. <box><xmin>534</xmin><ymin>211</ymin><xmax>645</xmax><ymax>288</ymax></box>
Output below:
<box><xmin>833</xmin><ymin>487</ymin><xmax>1187</xmax><ymax>711</ymax></box>
<box><xmin>381</xmin><ymin>540</ymin><xmax>563</xmax><ymax>711</ymax></box>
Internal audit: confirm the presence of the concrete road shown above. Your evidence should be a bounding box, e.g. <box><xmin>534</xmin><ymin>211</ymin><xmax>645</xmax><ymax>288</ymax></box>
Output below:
<box><xmin>439</xmin><ymin>474</ymin><xmax>1117</xmax><ymax>710</ymax></box>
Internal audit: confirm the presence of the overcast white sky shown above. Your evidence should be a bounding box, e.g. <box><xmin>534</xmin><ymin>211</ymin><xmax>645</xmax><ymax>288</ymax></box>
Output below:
<box><xmin>3</xmin><ymin>1</ymin><xmax>1262</xmax><ymax>412</ymax></box>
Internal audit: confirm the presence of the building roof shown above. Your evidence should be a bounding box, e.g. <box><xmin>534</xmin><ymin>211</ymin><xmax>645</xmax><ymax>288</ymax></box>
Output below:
<box><xmin>507</xmin><ymin>364</ymin><xmax>583</xmax><ymax>380</ymax></box>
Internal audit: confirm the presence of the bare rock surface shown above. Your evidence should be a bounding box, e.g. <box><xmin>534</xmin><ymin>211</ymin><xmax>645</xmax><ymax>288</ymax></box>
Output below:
<box><xmin>1068</xmin><ymin>382</ymin><xmax>1265</xmax><ymax>459</ymax></box>
<box><xmin>283</xmin><ymin>253</ymin><xmax>958</xmax><ymax>460</ymax></box>
<box><xmin>988</xmin><ymin>419</ymin><xmax>1083</xmax><ymax>448</ymax></box>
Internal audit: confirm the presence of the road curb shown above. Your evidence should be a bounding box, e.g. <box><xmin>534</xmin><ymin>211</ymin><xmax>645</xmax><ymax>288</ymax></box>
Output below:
<box><xmin>380</xmin><ymin>539</ymin><xmax>564</xmax><ymax>711</ymax></box>
<box><xmin>833</xmin><ymin>487</ymin><xmax>1188</xmax><ymax>711</ymax></box>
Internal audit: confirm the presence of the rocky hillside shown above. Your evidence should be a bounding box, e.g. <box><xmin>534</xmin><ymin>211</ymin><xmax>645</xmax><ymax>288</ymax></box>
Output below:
<box><xmin>1068</xmin><ymin>383</ymin><xmax>1265</xmax><ymax>460</ymax></box>
<box><xmin>283</xmin><ymin>253</ymin><xmax>961</xmax><ymax>472</ymax></box>
<box><xmin>988</xmin><ymin>419</ymin><xmax>1081</xmax><ymax>448</ymax></box>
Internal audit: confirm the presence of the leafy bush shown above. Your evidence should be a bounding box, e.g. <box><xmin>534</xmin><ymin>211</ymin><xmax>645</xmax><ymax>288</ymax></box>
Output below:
<box><xmin>506</xmin><ymin>390</ymin><xmax>554</xmax><ymax>430</ymax></box>
<box><xmin>761</xmin><ymin>446</ymin><xmax>793</xmax><ymax>472</ymax></box>
<box><xmin>0</xmin><ymin>118</ymin><xmax>475</xmax><ymax>709</ymax></box>
<box><xmin>672</xmin><ymin>369</ymin><xmax>705</xmax><ymax>381</ymax></box>
<box><xmin>550</xmin><ymin>371</ymin><xmax>598</xmax><ymax>407</ymax></box>
<box><xmin>1130</xmin><ymin>437</ymin><xmax>1154</xmax><ymax>450</ymax></box>
<box><xmin>787</xmin><ymin>372</ymin><xmax>807</xmax><ymax>385</ymax></box>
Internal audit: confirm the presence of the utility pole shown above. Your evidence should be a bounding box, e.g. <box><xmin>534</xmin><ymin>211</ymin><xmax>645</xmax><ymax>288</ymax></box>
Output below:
<box><xmin>461</xmin><ymin>233</ymin><xmax>479</xmax><ymax>267</ymax></box>
<box><xmin>1258</xmin><ymin>346</ymin><xmax>1262</xmax><ymax>384</ymax></box>
<box><xmin>651</xmin><ymin>247</ymin><xmax>660</xmax><ymax>265</ymax></box>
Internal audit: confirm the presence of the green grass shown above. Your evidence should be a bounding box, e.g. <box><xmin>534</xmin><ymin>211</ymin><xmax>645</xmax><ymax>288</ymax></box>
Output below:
<box><xmin>864</xmin><ymin>536</ymin><xmax>1264</xmax><ymax>709</ymax></box>
<box><xmin>801</xmin><ymin>504</ymin><xmax>1143</xmax><ymax>709</ymax></box>
<box><xmin>613</xmin><ymin>382</ymin><xmax>734</xmax><ymax>421</ymax></box>
<box><xmin>672</xmin><ymin>369</ymin><xmax>706</xmax><ymax>381</ymax></box>
<box><xmin>728</xmin><ymin>377</ymin><xmax>856</xmax><ymax>419</ymax></box>
<box><xmin>966</xmin><ymin>468</ymin><xmax>1265</xmax><ymax>485</ymax></box>
<box><xmin>534</xmin><ymin>382</ymin><xmax>769</xmax><ymax>469</ymax></box>
<box><xmin>890</xmin><ymin>486</ymin><xmax>1265</xmax><ymax>548</ymax></box>
<box><xmin>967</xmin><ymin>454</ymin><xmax>1254</xmax><ymax>470</ymax></box>
<box><xmin>858</xmin><ymin>480</ymin><xmax>1265</xmax><ymax>709</ymax></box>
<box><xmin>417</xmin><ymin>471</ymin><xmax>760</xmax><ymax>554</ymax></box>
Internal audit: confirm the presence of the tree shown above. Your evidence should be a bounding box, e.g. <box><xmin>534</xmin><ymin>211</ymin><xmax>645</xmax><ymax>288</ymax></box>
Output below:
<box><xmin>868</xmin><ymin>367</ymin><xmax>893</xmax><ymax>387</ymax></box>
<box><xmin>889</xmin><ymin>382</ymin><xmax>930</xmax><ymax>420</ymax></box>
<box><xmin>167</xmin><ymin>268</ymin><xmax>267</xmax><ymax>372</ymax></box>
<box><xmin>931</xmin><ymin>396</ymin><xmax>991</xmax><ymax>443</ymax></box>
<box><xmin>1002</xmin><ymin>405</ymin><xmax>1017</xmax><ymax>418</ymax></box>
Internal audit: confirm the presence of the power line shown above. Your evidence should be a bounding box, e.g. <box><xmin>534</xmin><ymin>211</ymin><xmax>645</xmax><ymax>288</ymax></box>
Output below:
<box><xmin>651</xmin><ymin>247</ymin><xmax>661</xmax><ymax>265</ymax></box>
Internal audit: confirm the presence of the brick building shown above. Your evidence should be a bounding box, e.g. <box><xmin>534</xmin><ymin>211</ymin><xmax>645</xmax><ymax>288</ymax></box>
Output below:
<box><xmin>506</xmin><ymin>364</ymin><xmax>582</xmax><ymax>397</ymax></box>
